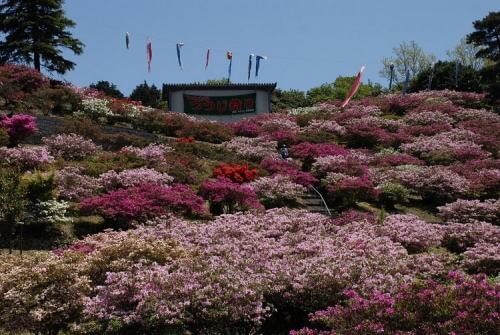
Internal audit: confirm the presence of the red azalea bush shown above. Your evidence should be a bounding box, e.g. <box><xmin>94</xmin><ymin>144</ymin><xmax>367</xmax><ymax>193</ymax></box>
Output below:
<box><xmin>0</xmin><ymin>114</ymin><xmax>38</xmax><ymax>146</ymax></box>
<box><xmin>292</xmin><ymin>272</ymin><xmax>499</xmax><ymax>335</ymax></box>
<box><xmin>175</xmin><ymin>136</ymin><xmax>195</xmax><ymax>143</ymax></box>
<box><xmin>79</xmin><ymin>183</ymin><xmax>206</xmax><ymax>224</ymax></box>
<box><xmin>199</xmin><ymin>177</ymin><xmax>262</xmax><ymax>214</ymax></box>
<box><xmin>212</xmin><ymin>163</ymin><xmax>258</xmax><ymax>183</ymax></box>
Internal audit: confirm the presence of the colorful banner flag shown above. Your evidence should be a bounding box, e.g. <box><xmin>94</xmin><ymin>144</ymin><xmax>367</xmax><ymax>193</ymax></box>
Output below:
<box><xmin>248</xmin><ymin>54</ymin><xmax>254</xmax><ymax>81</ymax></box>
<box><xmin>125</xmin><ymin>32</ymin><xmax>130</xmax><ymax>49</ymax></box>
<box><xmin>227</xmin><ymin>51</ymin><xmax>233</xmax><ymax>81</ymax></box>
<box><xmin>146</xmin><ymin>39</ymin><xmax>153</xmax><ymax>72</ymax></box>
<box><xmin>341</xmin><ymin>66</ymin><xmax>365</xmax><ymax>108</ymax></box>
<box><xmin>205</xmin><ymin>49</ymin><xmax>210</xmax><ymax>70</ymax></box>
<box><xmin>255</xmin><ymin>55</ymin><xmax>267</xmax><ymax>77</ymax></box>
<box><xmin>176</xmin><ymin>43</ymin><xmax>184</xmax><ymax>69</ymax></box>
<box><xmin>402</xmin><ymin>68</ymin><xmax>410</xmax><ymax>95</ymax></box>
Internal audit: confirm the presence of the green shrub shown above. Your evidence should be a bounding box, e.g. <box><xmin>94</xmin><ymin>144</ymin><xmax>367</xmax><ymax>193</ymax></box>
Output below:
<box><xmin>21</xmin><ymin>171</ymin><xmax>56</xmax><ymax>203</ymax></box>
<box><xmin>78</xmin><ymin>152</ymin><xmax>147</xmax><ymax>177</ymax></box>
<box><xmin>58</xmin><ymin>117</ymin><xmax>104</xmax><ymax>141</ymax></box>
<box><xmin>0</xmin><ymin>127</ymin><xmax>8</xmax><ymax>146</ymax></box>
<box><xmin>28</xmin><ymin>87</ymin><xmax>82</xmax><ymax>115</ymax></box>
<box><xmin>176</xmin><ymin>121</ymin><xmax>234</xmax><ymax>144</ymax></box>
<box><xmin>98</xmin><ymin>132</ymin><xmax>150</xmax><ymax>151</ymax></box>
<box><xmin>377</xmin><ymin>182</ymin><xmax>411</xmax><ymax>209</ymax></box>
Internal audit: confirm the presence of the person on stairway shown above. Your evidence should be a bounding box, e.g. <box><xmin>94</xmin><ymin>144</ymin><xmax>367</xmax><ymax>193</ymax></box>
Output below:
<box><xmin>279</xmin><ymin>144</ymin><xmax>289</xmax><ymax>160</ymax></box>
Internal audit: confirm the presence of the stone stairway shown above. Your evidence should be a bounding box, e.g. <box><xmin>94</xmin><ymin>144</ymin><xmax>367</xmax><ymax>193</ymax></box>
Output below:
<box><xmin>299</xmin><ymin>189</ymin><xmax>332</xmax><ymax>216</ymax></box>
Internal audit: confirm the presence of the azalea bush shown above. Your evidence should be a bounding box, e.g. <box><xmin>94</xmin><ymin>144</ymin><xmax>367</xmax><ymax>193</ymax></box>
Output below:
<box><xmin>260</xmin><ymin>158</ymin><xmax>317</xmax><ymax>186</ymax></box>
<box><xmin>380</xmin><ymin>214</ymin><xmax>443</xmax><ymax>253</ymax></box>
<box><xmin>199</xmin><ymin>177</ymin><xmax>262</xmax><ymax>214</ymax></box>
<box><xmin>80</xmin><ymin>183</ymin><xmax>206</xmax><ymax>225</ymax></box>
<box><xmin>442</xmin><ymin>221</ymin><xmax>500</xmax><ymax>253</ymax></box>
<box><xmin>438</xmin><ymin>198</ymin><xmax>499</xmax><ymax>224</ymax></box>
<box><xmin>0</xmin><ymin>145</ymin><xmax>54</xmax><ymax>170</ymax></box>
<box><xmin>292</xmin><ymin>273</ymin><xmax>499</xmax><ymax>335</ymax></box>
<box><xmin>223</xmin><ymin>136</ymin><xmax>279</xmax><ymax>161</ymax></box>
<box><xmin>0</xmin><ymin>113</ymin><xmax>38</xmax><ymax>146</ymax></box>
<box><xmin>119</xmin><ymin>143</ymin><xmax>172</xmax><ymax>162</ymax></box>
<box><xmin>252</xmin><ymin>175</ymin><xmax>306</xmax><ymax>208</ymax></box>
<box><xmin>42</xmin><ymin>133</ymin><xmax>100</xmax><ymax>160</ymax></box>
<box><xmin>212</xmin><ymin>163</ymin><xmax>258</xmax><ymax>183</ymax></box>
<box><xmin>98</xmin><ymin>167</ymin><xmax>174</xmax><ymax>191</ymax></box>
<box><xmin>56</xmin><ymin>167</ymin><xmax>100</xmax><ymax>201</ymax></box>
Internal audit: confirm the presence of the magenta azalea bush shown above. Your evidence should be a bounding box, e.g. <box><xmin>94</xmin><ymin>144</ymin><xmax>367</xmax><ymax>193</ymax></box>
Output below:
<box><xmin>199</xmin><ymin>177</ymin><xmax>262</xmax><ymax>214</ymax></box>
<box><xmin>0</xmin><ymin>113</ymin><xmax>38</xmax><ymax>146</ymax></box>
<box><xmin>292</xmin><ymin>272</ymin><xmax>499</xmax><ymax>335</ymax></box>
<box><xmin>80</xmin><ymin>183</ymin><xmax>206</xmax><ymax>224</ymax></box>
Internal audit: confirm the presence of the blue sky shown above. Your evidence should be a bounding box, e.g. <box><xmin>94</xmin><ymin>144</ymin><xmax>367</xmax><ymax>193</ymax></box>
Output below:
<box><xmin>59</xmin><ymin>0</ymin><xmax>498</xmax><ymax>95</ymax></box>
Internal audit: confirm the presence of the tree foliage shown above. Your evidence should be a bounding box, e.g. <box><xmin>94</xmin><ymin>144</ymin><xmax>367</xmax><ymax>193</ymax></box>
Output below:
<box><xmin>272</xmin><ymin>88</ymin><xmax>308</xmax><ymax>112</ymax></box>
<box><xmin>0</xmin><ymin>0</ymin><xmax>84</xmax><ymax>74</ymax></box>
<box><xmin>410</xmin><ymin>61</ymin><xmax>482</xmax><ymax>93</ymax></box>
<box><xmin>467</xmin><ymin>11</ymin><xmax>500</xmax><ymax>102</ymax></box>
<box><xmin>447</xmin><ymin>38</ymin><xmax>484</xmax><ymax>71</ymax></box>
<box><xmin>380</xmin><ymin>41</ymin><xmax>436</xmax><ymax>84</ymax></box>
<box><xmin>129</xmin><ymin>81</ymin><xmax>161</xmax><ymax>108</ymax></box>
<box><xmin>306</xmin><ymin>76</ymin><xmax>382</xmax><ymax>104</ymax></box>
<box><xmin>89</xmin><ymin>81</ymin><xmax>124</xmax><ymax>99</ymax></box>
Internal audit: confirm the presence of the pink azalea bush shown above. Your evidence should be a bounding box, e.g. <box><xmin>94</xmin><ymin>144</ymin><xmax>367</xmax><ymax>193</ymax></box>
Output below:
<box><xmin>380</xmin><ymin>214</ymin><xmax>444</xmax><ymax>253</ymax></box>
<box><xmin>442</xmin><ymin>222</ymin><xmax>500</xmax><ymax>253</ymax></box>
<box><xmin>389</xmin><ymin>165</ymin><xmax>470</xmax><ymax>203</ymax></box>
<box><xmin>251</xmin><ymin>175</ymin><xmax>306</xmax><ymax>208</ymax></box>
<box><xmin>0</xmin><ymin>113</ymin><xmax>38</xmax><ymax>146</ymax></box>
<box><xmin>301</xmin><ymin>119</ymin><xmax>346</xmax><ymax>136</ymax></box>
<box><xmin>438</xmin><ymin>199</ymin><xmax>499</xmax><ymax>224</ymax></box>
<box><xmin>401</xmin><ymin>129</ymin><xmax>490</xmax><ymax>163</ymax></box>
<box><xmin>42</xmin><ymin>133</ymin><xmax>100</xmax><ymax>160</ymax></box>
<box><xmin>80</xmin><ymin>208</ymin><xmax>421</xmax><ymax>333</ymax></box>
<box><xmin>120</xmin><ymin>143</ymin><xmax>172</xmax><ymax>162</ymax></box>
<box><xmin>56</xmin><ymin>167</ymin><xmax>100</xmax><ymax>201</ymax></box>
<box><xmin>292</xmin><ymin>272</ymin><xmax>499</xmax><ymax>335</ymax></box>
<box><xmin>98</xmin><ymin>167</ymin><xmax>174</xmax><ymax>191</ymax></box>
<box><xmin>80</xmin><ymin>183</ymin><xmax>206</xmax><ymax>224</ymax></box>
<box><xmin>0</xmin><ymin>145</ymin><xmax>54</xmax><ymax>169</ymax></box>
<box><xmin>223</xmin><ymin>136</ymin><xmax>279</xmax><ymax>161</ymax></box>
<box><xmin>462</xmin><ymin>242</ymin><xmax>500</xmax><ymax>275</ymax></box>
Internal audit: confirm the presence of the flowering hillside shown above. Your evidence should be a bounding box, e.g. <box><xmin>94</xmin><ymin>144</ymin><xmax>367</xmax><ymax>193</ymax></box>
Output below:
<box><xmin>0</xmin><ymin>65</ymin><xmax>499</xmax><ymax>334</ymax></box>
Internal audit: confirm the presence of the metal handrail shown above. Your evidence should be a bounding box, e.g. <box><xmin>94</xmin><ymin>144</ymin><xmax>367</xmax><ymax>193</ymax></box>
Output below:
<box><xmin>309</xmin><ymin>185</ymin><xmax>332</xmax><ymax>216</ymax></box>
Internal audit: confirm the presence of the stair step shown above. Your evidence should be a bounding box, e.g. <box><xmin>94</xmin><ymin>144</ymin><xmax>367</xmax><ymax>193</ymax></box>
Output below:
<box><xmin>301</xmin><ymin>198</ymin><xmax>323</xmax><ymax>204</ymax></box>
<box><xmin>306</xmin><ymin>205</ymin><xmax>328</xmax><ymax>211</ymax></box>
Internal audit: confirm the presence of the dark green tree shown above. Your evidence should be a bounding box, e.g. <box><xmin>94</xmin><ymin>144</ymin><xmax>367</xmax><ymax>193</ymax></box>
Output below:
<box><xmin>467</xmin><ymin>11</ymin><xmax>500</xmax><ymax>102</ymax></box>
<box><xmin>409</xmin><ymin>61</ymin><xmax>482</xmax><ymax>93</ymax></box>
<box><xmin>89</xmin><ymin>80</ymin><xmax>124</xmax><ymax>99</ymax></box>
<box><xmin>130</xmin><ymin>81</ymin><xmax>161</xmax><ymax>108</ymax></box>
<box><xmin>0</xmin><ymin>0</ymin><xmax>84</xmax><ymax>74</ymax></box>
<box><xmin>271</xmin><ymin>88</ymin><xmax>308</xmax><ymax>112</ymax></box>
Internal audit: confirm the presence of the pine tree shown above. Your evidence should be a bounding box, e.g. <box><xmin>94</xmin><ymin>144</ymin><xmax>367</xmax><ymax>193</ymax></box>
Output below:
<box><xmin>0</xmin><ymin>0</ymin><xmax>84</xmax><ymax>74</ymax></box>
